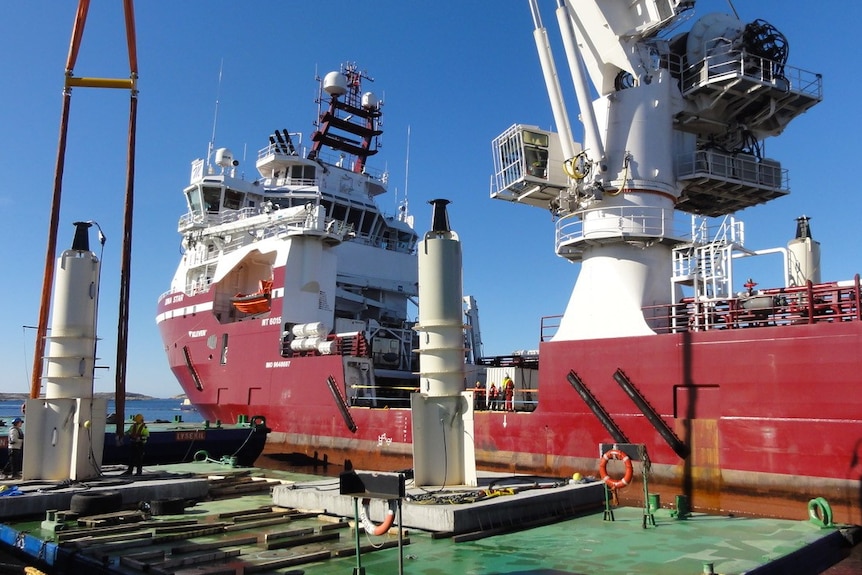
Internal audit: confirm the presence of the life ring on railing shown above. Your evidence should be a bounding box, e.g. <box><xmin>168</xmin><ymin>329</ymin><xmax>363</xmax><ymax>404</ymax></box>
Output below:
<box><xmin>599</xmin><ymin>448</ymin><xmax>634</xmax><ymax>490</ymax></box>
<box><xmin>193</xmin><ymin>449</ymin><xmax>210</xmax><ymax>462</ymax></box>
<box><xmin>359</xmin><ymin>498</ymin><xmax>396</xmax><ymax>535</ymax></box>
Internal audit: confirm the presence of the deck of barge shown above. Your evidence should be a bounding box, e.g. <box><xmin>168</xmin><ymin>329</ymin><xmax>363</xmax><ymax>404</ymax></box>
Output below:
<box><xmin>0</xmin><ymin>463</ymin><xmax>857</xmax><ymax>574</ymax></box>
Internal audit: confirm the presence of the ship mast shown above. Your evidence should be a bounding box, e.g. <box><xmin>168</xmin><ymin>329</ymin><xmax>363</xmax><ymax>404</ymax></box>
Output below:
<box><xmin>309</xmin><ymin>63</ymin><xmax>383</xmax><ymax>174</ymax></box>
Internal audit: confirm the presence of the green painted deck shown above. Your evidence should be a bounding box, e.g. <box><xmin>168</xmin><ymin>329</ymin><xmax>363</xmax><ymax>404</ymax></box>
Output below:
<box><xmin>0</xmin><ymin>463</ymin><xmax>858</xmax><ymax>574</ymax></box>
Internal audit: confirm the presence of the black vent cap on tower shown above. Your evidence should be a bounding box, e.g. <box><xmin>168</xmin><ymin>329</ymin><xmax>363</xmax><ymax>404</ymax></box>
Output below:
<box><xmin>429</xmin><ymin>198</ymin><xmax>451</xmax><ymax>233</ymax></box>
<box><xmin>71</xmin><ymin>221</ymin><xmax>93</xmax><ymax>251</ymax></box>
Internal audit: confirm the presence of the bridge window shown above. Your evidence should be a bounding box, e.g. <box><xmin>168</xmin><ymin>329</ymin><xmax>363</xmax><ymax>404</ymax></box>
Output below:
<box><xmin>203</xmin><ymin>186</ymin><xmax>222</xmax><ymax>213</ymax></box>
<box><xmin>223</xmin><ymin>189</ymin><xmax>243</xmax><ymax>210</ymax></box>
<box><xmin>186</xmin><ymin>187</ymin><xmax>203</xmax><ymax>214</ymax></box>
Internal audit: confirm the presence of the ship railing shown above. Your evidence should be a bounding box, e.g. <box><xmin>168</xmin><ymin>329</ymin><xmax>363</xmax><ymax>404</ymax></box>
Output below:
<box><xmin>676</xmin><ymin>149</ymin><xmax>788</xmax><ymax>191</ymax></box>
<box><xmin>473</xmin><ymin>388</ymin><xmax>538</xmax><ymax>413</ymax></box>
<box><xmin>351</xmin><ymin>385</ymin><xmax>540</xmax><ymax>413</ymax></box>
<box><xmin>540</xmin><ymin>275</ymin><xmax>862</xmax><ymax>337</ymax></box>
<box><xmin>188</xmin><ymin>209</ymin><xmax>346</xmax><ymax>263</ymax></box>
<box><xmin>262</xmin><ymin>175</ymin><xmax>319</xmax><ymax>188</ymax></box>
<box><xmin>660</xmin><ymin>277</ymin><xmax>862</xmax><ymax>332</ymax></box>
<box><xmin>257</xmin><ymin>142</ymin><xmax>387</xmax><ymax>183</ymax></box>
<box><xmin>539</xmin><ymin>315</ymin><xmax>561</xmax><ymax>342</ymax></box>
<box><xmin>315</xmin><ymin>149</ymin><xmax>387</xmax><ymax>181</ymax></box>
<box><xmin>178</xmin><ymin>207</ymin><xmax>258</xmax><ymax>232</ymax></box>
<box><xmin>349</xmin><ymin>386</ymin><xmax>416</xmax><ymax>409</ymax></box>
<box><xmin>555</xmin><ymin>205</ymin><xmax>689</xmax><ymax>255</ymax></box>
<box><xmin>681</xmin><ymin>42</ymin><xmax>822</xmax><ymax>101</ymax></box>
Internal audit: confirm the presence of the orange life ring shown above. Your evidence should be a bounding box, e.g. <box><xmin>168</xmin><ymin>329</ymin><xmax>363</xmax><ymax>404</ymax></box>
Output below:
<box><xmin>599</xmin><ymin>448</ymin><xmax>634</xmax><ymax>490</ymax></box>
<box><xmin>359</xmin><ymin>498</ymin><xmax>396</xmax><ymax>535</ymax></box>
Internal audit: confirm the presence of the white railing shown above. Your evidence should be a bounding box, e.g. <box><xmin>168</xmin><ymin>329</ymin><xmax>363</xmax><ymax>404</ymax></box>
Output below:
<box><xmin>682</xmin><ymin>43</ymin><xmax>822</xmax><ymax>100</ymax></box>
<box><xmin>555</xmin><ymin>205</ymin><xmax>685</xmax><ymax>251</ymax></box>
<box><xmin>677</xmin><ymin>149</ymin><xmax>787</xmax><ymax>190</ymax></box>
<box><xmin>256</xmin><ymin>142</ymin><xmax>388</xmax><ymax>183</ymax></box>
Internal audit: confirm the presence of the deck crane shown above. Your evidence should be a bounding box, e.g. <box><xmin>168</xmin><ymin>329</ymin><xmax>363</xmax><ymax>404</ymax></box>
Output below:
<box><xmin>491</xmin><ymin>0</ymin><xmax>821</xmax><ymax>340</ymax></box>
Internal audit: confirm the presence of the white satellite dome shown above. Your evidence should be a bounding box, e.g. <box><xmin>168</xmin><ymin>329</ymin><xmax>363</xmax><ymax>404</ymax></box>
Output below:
<box><xmin>215</xmin><ymin>148</ymin><xmax>237</xmax><ymax>167</ymax></box>
<box><xmin>361</xmin><ymin>91</ymin><xmax>380</xmax><ymax>110</ymax></box>
<box><xmin>323</xmin><ymin>71</ymin><xmax>348</xmax><ymax>96</ymax></box>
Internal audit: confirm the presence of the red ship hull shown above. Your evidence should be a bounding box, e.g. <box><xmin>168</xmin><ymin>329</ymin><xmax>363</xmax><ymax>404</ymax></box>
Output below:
<box><xmin>158</xmin><ymin>284</ymin><xmax>862</xmax><ymax>525</ymax></box>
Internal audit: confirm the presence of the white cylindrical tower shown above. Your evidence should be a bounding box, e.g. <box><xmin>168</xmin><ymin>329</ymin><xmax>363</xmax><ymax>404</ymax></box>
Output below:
<box><xmin>44</xmin><ymin>222</ymin><xmax>100</xmax><ymax>399</ymax></box>
<box><xmin>416</xmin><ymin>199</ymin><xmax>466</xmax><ymax>396</ymax></box>
<box><xmin>787</xmin><ymin>216</ymin><xmax>821</xmax><ymax>286</ymax></box>
<box><xmin>411</xmin><ymin>199</ymin><xmax>477</xmax><ymax>488</ymax></box>
<box><xmin>24</xmin><ymin>222</ymin><xmax>107</xmax><ymax>482</ymax></box>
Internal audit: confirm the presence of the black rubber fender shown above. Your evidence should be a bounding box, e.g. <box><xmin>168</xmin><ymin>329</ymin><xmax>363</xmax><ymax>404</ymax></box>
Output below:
<box><xmin>69</xmin><ymin>490</ymin><xmax>123</xmax><ymax>516</ymax></box>
<box><xmin>149</xmin><ymin>497</ymin><xmax>187</xmax><ymax>516</ymax></box>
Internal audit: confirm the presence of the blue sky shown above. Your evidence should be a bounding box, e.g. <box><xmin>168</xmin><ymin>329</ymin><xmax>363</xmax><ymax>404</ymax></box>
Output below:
<box><xmin>1</xmin><ymin>1</ymin><xmax>859</xmax><ymax>398</ymax></box>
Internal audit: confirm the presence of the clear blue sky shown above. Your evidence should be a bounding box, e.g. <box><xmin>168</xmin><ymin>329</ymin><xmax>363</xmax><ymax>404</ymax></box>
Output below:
<box><xmin>1</xmin><ymin>1</ymin><xmax>859</xmax><ymax>397</ymax></box>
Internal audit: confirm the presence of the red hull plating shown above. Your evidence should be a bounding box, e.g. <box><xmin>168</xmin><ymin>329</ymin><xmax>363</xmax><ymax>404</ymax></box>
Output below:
<box><xmin>158</xmin><ymin>288</ymin><xmax>862</xmax><ymax>524</ymax></box>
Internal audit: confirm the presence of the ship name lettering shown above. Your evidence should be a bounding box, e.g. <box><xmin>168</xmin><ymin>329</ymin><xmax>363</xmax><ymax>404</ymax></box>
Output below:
<box><xmin>188</xmin><ymin>330</ymin><xmax>207</xmax><ymax>338</ymax></box>
<box><xmin>175</xmin><ymin>430</ymin><xmax>206</xmax><ymax>441</ymax></box>
<box><xmin>171</xmin><ymin>294</ymin><xmax>184</xmax><ymax>303</ymax></box>
<box><xmin>261</xmin><ymin>317</ymin><xmax>282</xmax><ymax>326</ymax></box>
<box><xmin>266</xmin><ymin>360</ymin><xmax>291</xmax><ymax>368</ymax></box>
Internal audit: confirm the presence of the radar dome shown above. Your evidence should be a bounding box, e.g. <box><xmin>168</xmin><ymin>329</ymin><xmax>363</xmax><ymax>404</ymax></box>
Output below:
<box><xmin>215</xmin><ymin>148</ymin><xmax>238</xmax><ymax>167</ymax></box>
<box><xmin>361</xmin><ymin>91</ymin><xmax>380</xmax><ymax>110</ymax></box>
<box><xmin>323</xmin><ymin>71</ymin><xmax>348</xmax><ymax>96</ymax></box>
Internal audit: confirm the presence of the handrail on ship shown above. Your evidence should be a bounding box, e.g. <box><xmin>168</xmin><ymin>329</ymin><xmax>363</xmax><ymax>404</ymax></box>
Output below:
<box><xmin>540</xmin><ymin>276</ymin><xmax>862</xmax><ymax>340</ymax></box>
<box><xmin>680</xmin><ymin>43</ymin><xmax>823</xmax><ymax>101</ymax></box>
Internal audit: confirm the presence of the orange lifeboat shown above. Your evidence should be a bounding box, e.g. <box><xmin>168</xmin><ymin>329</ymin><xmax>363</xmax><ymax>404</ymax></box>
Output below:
<box><xmin>231</xmin><ymin>279</ymin><xmax>273</xmax><ymax>314</ymax></box>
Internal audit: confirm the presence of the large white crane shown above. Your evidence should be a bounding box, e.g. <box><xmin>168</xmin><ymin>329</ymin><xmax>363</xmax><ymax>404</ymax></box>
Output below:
<box><xmin>491</xmin><ymin>0</ymin><xmax>821</xmax><ymax>340</ymax></box>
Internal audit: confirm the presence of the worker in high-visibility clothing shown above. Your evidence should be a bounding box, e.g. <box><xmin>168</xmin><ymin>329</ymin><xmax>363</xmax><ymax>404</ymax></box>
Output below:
<box><xmin>122</xmin><ymin>414</ymin><xmax>150</xmax><ymax>476</ymax></box>
<box><xmin>503</xmin><ymin>374</ymin><xmax>515</xmax><ymax>412</ymax></box>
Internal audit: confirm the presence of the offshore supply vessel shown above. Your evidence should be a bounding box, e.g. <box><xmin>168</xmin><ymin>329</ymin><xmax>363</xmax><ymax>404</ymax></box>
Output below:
<box><xmin>157</xmin><ymin>1</ymin><xmax>862</xmax><ymax>523</ymax></box>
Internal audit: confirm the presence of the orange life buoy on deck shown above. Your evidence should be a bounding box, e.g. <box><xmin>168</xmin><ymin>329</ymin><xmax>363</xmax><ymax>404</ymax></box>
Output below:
<box><xmin>359</xmin><ymin>498</ymin><xmax>396</xmax><ymax>535</ymax></box>
<box><xmin>599</xmin><ymin>448</ymin><xmax>634</xmax><ymax>490</ymax></box>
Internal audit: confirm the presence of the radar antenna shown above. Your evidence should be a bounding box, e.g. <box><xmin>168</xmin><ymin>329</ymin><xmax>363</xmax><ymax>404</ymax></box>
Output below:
<box><xmin>206</xmin><ymin>59</ymin><xmax>224</xmax><ymax>170</ymax></box>
<box><xmin>400</xmin><ymin>125</ymin><xmax>411</xmax><ymax>222</ymax></box>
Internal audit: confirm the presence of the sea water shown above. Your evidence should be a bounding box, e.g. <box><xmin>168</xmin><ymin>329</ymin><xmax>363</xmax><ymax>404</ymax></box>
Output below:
<box><xmin>0</xmin><ymin>397</ymin><xmax>204</xmax><ymax>425</ymax></box>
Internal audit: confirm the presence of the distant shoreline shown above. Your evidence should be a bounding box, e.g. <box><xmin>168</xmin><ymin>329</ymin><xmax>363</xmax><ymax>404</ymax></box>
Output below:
<box><xmin>0</xmin><ymin>393</ymin><xmax>181</xmax><ymax>401</ymax></box>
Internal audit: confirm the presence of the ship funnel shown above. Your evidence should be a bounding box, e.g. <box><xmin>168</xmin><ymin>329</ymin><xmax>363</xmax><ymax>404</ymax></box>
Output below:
<box><xmin>429</xmin><ymin>198</ymin><xmax>451</xmax><ymax>233</ymax></box>
<box><xmin>71</xmin><ymin>221</ymin><xmax>92</xmax><ymax>252</ymax></box>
